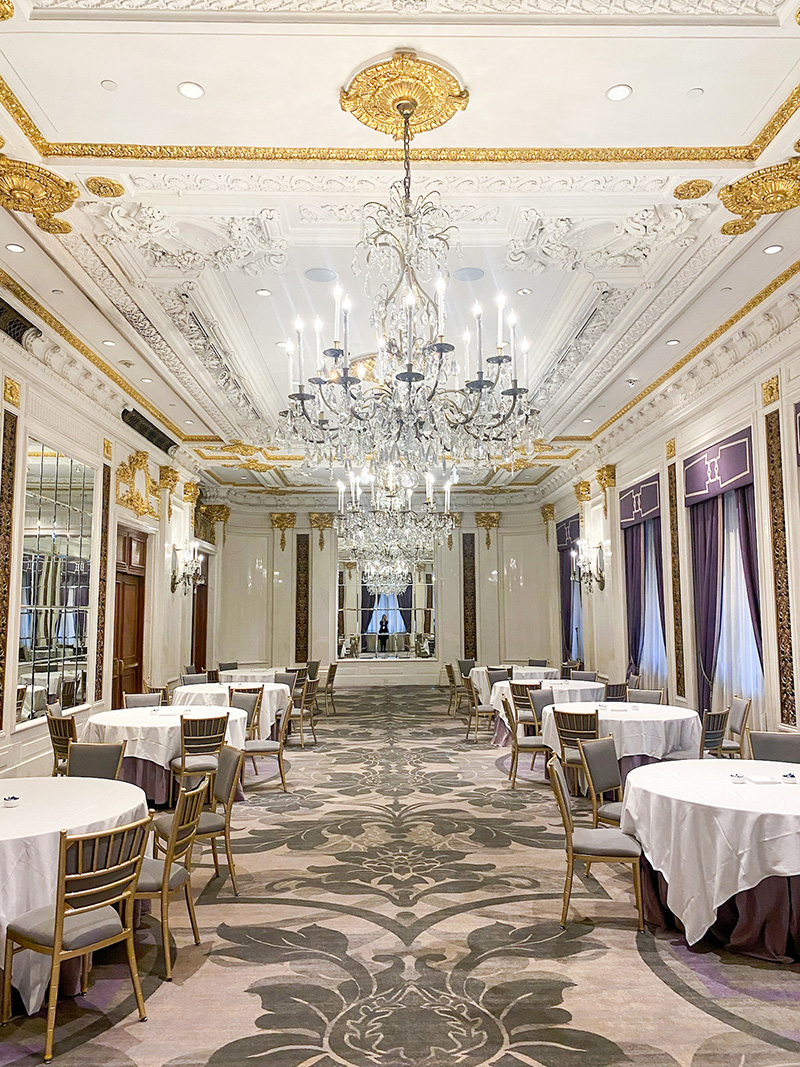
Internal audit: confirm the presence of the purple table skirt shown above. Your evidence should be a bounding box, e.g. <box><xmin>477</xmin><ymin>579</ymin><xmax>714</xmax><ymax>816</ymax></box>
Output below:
<box><xmin>119</xmin><ymin>756</ymin><xmax>244</xmax><ymax>805</ymax></box>
<box><xmin>641</xmin><ymin>856</ymin><xmax>800</xmax><ymax>963</ymax></box>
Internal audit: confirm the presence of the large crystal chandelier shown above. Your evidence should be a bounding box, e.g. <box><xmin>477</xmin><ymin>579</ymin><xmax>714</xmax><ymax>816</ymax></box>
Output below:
<box><xmin>277</xmin><ymin>79</ymin><xmax>543</xmax><ymax>493</ymax></box>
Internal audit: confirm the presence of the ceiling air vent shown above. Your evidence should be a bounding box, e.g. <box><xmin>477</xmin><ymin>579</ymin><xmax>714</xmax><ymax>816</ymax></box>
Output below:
<box><xmin>121</xmin><ymin>408</ymin><xmax>179</xmax><ymax>457</ymax></box>
<box><xmin>0</xmin><ymin>297</ymin><xmax>41</xmax><ymax>347</ymax></box>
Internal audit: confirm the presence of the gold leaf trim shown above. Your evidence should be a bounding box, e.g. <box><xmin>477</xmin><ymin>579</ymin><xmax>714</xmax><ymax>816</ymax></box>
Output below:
<box><xmin>85</xmin><ymin>176</ymin><xmax>125</xmax><ymax>198</ymax></box>
<box><xmin>762</xmin><ymin>375</ymin><xmax>780</xmax><ymax>407</ymax></box>
<box><xmin>674</xmin><ymin>179</ymin><xmax>713</xmax><ymax>200</ymax></box>
<box><xmin>719</xmin><ymin>157</ymin><xmax>800</xmax><ymax>235</ymax></box>
<box><xmin>3</xmin><ymin>376</ymin><xmax>19</xmax><ymax>406</ymax></box>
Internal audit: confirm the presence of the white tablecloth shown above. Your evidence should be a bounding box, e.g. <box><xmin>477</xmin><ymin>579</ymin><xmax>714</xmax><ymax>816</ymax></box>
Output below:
<box><xmin>219</xmin><ymin>668</ymin><xmax>276</xmax><ymax>685</ymax></box>
<box><xmin>0</xmin><ymin>777</ymin><xmax>148</xmax><ymax>1014</ymax></box>
<box><xmin>469</xmin><ymin>667</ymin><xmax>515</xmax><ymax>703</ymax></box>
<box><xmin>512</xmin><ymin>666</ymin><xmax>560</xmax><ymax>682</ymax></box>
<box><xmin>489</xmin><ymin>680</ymin><xmax>543</xmax><ymax>718</ymax></box>
<box><xmin>621</xmin><ymin>759</ymin><xmax>800</xmax><ymax>945</ymax></box>
<box><xmin>541</xmin><ymin>702</ymin><xmax>701</xmax><ymax>759</ymax></box>
<box><xmin>494</xmin><ymin>679</ymin><xmax>605</xmax><ymax>728</ymax></box>
<box><xmin>173</xmin><ymin>681</ymin><xmax>289</xmax><ymax>733</ymax></box>
<box><xmin>82</xmin><ymin>706</ymin><xmax>247</xmax><ymax>770</ymax></box>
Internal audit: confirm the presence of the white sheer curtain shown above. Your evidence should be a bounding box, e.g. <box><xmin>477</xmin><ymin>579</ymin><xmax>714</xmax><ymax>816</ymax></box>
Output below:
<box><xmin>366</xmin><ymin>593</ymin><xmax>407</xmax><ymax>634</ymax></box>
<box><xmin>570</xmin><ymin>581</ymin><xmax>583</xmax><ymax>663</ymax></box>
<box><xmin>712</xmin><ymin>490</ymin><xmax>764</xmax><ymax>721</ymax></box>
<box><xmin>638</xmin><ymin>520</ymin><xmax>668</xmax><ymax>691</ymax></box>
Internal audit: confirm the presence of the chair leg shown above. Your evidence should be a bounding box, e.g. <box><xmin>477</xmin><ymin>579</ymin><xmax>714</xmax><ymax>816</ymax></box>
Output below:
<box><xmin>223</xmin><ymin>828</ymin><xmax>239</xmax><ymax>896</ymax></box>
<box><xmin>309</xmin><ymin>715</ymin><xmax>317</xmax><ymax>743</ymax></box>
<box><xmin>160</xmin><ymin>893</ymin><xmax>172</xmax><ymax>981</ymax></box>
<box><xmin>185</xmin><ymin>884</ymin><xmax>200</xmax><ymax>943</ymax></box>
<box><xmin>80</xmin><ymin>953</ymin><xmax>90</xmax><ymax>993</ymax></box>
<box><xmin>251</xmin><ymin>755</ymin><xmax>259</xmax><ymax>776</ymax></box>
<box><xmin>632</xmin><ymin>860</ymin><xmax>644</xmax><ymax>932</ymax></box>
<box><xmin>510</xmin><ymin>751</ymin><xmax>519</xmax><ymax>789</ymax></box>
<box><xmin>560</xmin><ymin>855</ymin><xmax>575</xmax><ymax>929</ymax></box>
<box><xmin>1</xmin><ymin>938</ymin><xmax>14</xmax><ymax>1024</ymax></box>
<box><xmin>329</xmin><ymin>693</ymin><xmax>337</xmax><ymax>715</ymax></box>
<box><xmin>298</xmin><ymin>714</ymin><xmax>305</xmax><ymax>748</ymax></box>
<box><xmin>210</xmin><ymin>837</ymin><xmax>220</xmax><ymax>877</ymax></box>
<box><xmin>124</xmin><ymin>929</ymin><xmax>147</xmax><ymax>1022</ymax></box>
<box><xmin>585</xmin><ymin>862</ymin><xmax>592</xmax><ymax>878</ymax></box>
<box><xmin>277</xmin><ymin>753</ymin><xmax>287</xmax><ymax>792</ymax></box>
<box><xmin>464</xmin><ymin>715</ymin><xmax>472</xmax><ymax>742</ymax></box>
<box><xmin>43</xmin><ymin>956</ymin><xmax>62</xmax><ymax>1062</ymax></box>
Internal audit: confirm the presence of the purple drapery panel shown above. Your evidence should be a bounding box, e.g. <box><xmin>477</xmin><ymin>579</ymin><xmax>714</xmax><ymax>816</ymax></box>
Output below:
<box><xmin>651</xmin><ymin>518</ymin><xmax>666</xmax><ymax>637</ymax></box>
<box><xmin>684</xmin><ymin>427</ymin><xmax>753</xmax><ymax>504</ymax></box>
<box><xmin>360</xmin><ymin>582</ymin><xmax>376</xmax><ymax>650</ymax></box>
<box><xmin>397</xmin><ymin>584</ymin><xmax>413</xmax><ymax>633</ymax></box>
<box><xmin>690</xmin><ymin>495</ymin><xmax>722</xmax><ymax>715</ymax></box>
<box><xmin>556</xmin><ymin>515</ymin><xmax>580</xmax><ymax>662</ymax></box>
<box><xmin>736</xmin><ymin>482</ymin><xmax>763</xmax><ymax>665</ymax></box>
<box><xmin>624</xmin><ymin>523</ymin><xmax>645</xmax><ymax>676</ymax></box>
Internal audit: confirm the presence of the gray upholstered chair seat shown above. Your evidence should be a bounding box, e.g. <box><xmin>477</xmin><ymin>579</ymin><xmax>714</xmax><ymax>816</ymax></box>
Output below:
<box><xmin>517</xmin><ymin>710</ymin><xmax>536</xmax><ymax>723</ymax></box>
<box><xmin>136</xmin><ymin>857</ymin><xmax>190</xmax><ymax>894</ymax></box>
<box><xmin>476</xmin><ymin>703</ymin><xmax>494</xmax><ymax>715</ymax></box>
<box><xmin>9</xmin><ymin>904</ymin><xmax>122</xmax><ymax>951</ymax></box>
<box><xmin>562</xmin><ymin>746</ymin><xmax>582</xmax><ymax>766</ymax></box>
<box><xmin>196</xmin><ymin>811</ymin><xmax>226</xmax><ymax>836</ymax></box>
<box><xmin>721</xmin><ymin>738</ymin><xmax>741</xmax><ymax>752</ymax></box>
<box><xmin>598</xmin><ymin>800</ymin><xmax>623</xmax><ymax>823</ymax></box>
<box><xmin>244</xmin><ymin>739</ymin><xmax>280</xmax><ymax>754</ymax></box>
<box><xmin>571</xmin><ymin>828</ymin><xmax>641</xmax><ymax>858</ymax></box>
<box><xmin>169</xmin><ymin>754</ymin><xmax>219</xmax><ymax>773</ymax></box>
<box><xmin>517</xmin><ymin>736</ymin><xmax>550</xmax><ymax>751</ymax></box>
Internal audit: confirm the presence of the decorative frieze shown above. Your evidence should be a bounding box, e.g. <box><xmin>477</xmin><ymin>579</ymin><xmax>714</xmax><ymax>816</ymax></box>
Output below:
<box><xmin>116</xmin><ymin>450</ymin><xmax>160</xmax><ymax>520</ymax></box>
<box><xmin>272</xmin><ymin>512</ymin><xmax>296</xmax><ymax>551</ymax></box>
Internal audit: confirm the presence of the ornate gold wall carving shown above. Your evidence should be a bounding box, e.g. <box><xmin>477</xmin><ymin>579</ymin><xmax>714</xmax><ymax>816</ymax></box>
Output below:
<box><xmin>95</xmin><ymin>462</ymin><xmax>110</xmax><ymax>701</ymax></box>
<box><xmin>765</xmin><ymin>409</ymin><xmax>796</xmax><ymax>726</ymax></box>
<box><xmin>0</xmin><ymin>410</ymin><xmax>17</xmax><ymax>726</ymax></box>
<box><xmin>272</xmin><ymin>512</ymin><xmax>296</xmax><ymax>551</ymax></box>
<box><xmin>103</xmin><ymin>438</ymin><xmax>113</xmax><ymax>461</ymax></box>
<box><xmin>309</xmin><ymin>512</ymin><xmax>335</xmax><ymax>550</ymax></box>
<box><xmin>674</xmin><ymin>179</ymin><xmax>713</xmax><ymax>200</ymax></box>
<box><xmin>475</xmin><ymin>511</ymin><xmax>500</xmax><ymax>549</ymax></box>
<box><xmin>667</xmin><ymin>463</ymin><xmax>685</xmax><ymax>698</ymax></box>
<box><xmin>0</xmin><ymin>0</ymin><xmax>13</xmax><ymax>20</ymax></box>
<box><xmin>85</xmin><ymin>176</ymin><xmax>124</xmax><ymax>198</ymax></box>
<box><xmin>3</xmin><ymin>376</ymin><xmax>19</xmax><ymax>406</ymax></box>
<box><xmin>666</xmin><ymin>438</ymin><xmax>676</xmax><ymax>460</ymax></box>
<box><xmin>0</xmin><ymin>139</ymin><xmax>79</xmax><ymax>233</ymax></box>
<box><xmin>183</xmin><ymin>481</ymin><xmax>200</xmax><ymax>504</ymax></box>
<box><xmin>295</xmin><ymin>533</ymin><xmax>310</xmax><ymax>663</ymax></box>
<box><xmin>573</xmin><ymin>480</ymin><xmax>591</xmax><ymax>503</ymax></box>
<box><xmin>462</xmin><ymin>532</ymin><xmax>477</xmax><ymax>660</ymax></box>
<box><xmin>541</xmin><ymin>502</ymin><xmax>555</xmax><ymax>542</ymax></box>
<box><xmin>447</xmin><ymin>511</ymin><xmax>462</xmax><ymax>551</ymax></box>
<box><xmin>116</xmin><ymin>450</ymin><xmax>160</xmax><ymax>520</ymax></box>
<box><xmin>762</xmin><ymin>375</ymin><xmax>780</xmax><ymax>406</ymax></box>
<box><xmin>596</xmin><ymin>464</ymin><xmax>616</xmax><ymax>519</ymax></box>
<box><xmin>719</xmin><ymin>157</ymin><xmax>800</xmax><ymax>235</ymax></box>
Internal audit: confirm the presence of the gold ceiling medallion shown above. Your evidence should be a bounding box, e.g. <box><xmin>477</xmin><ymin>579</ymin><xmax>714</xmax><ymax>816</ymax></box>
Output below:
<box><xmin>221</xmin><ymin>439</ymin><xmax>261</xmax><ymax>456</ymax></box>
<box><xmin>340</xmin><ymin>50</ymin><xmax>469</xmax><ymax>140</ymax></box>
<box><xmin>719</xmin><ymin>157</ymin><xmax>800</xmax><ymax>235</ymax></box>
<box><xmin>0</xmin><ymin>0</ymin><xmax>12</xmax><ymax>20</ymax></box>
<box><xmin>84</xmin><ymin>176</ymin><xmax>125</xmax><ymax>198</ymax></box>
<box><xmin>0</xmin><ymin>139</ymin><xmax>78</xmax><ymax>233</ymax></box>
<box><xmin>673</xmin><ymin>179</ymin><xmax>713</xmax><ymax>200</ymax></box>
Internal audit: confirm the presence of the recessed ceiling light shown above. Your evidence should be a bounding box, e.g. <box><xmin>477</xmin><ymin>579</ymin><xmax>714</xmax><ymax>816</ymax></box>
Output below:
<box><xmin>606</xmin><ymin>83</ymin><xmax>632</xmax><ymax>102</ymax></box>
<box><xmin>102</xmin><ymin>340</ymin><xmax>116</xmax><ymax>347</ymax></box>
<box><xmin>255</xmin><ymin>288</ymin><xmax>272</xmax><ymax>297</ymax></box>
<box><xmin>141</xmin><ymin>377</ymin><xmax>153</xmax><ymax>383</ymax></box>
<box><xmin>721</xmin><ymin>286</ymin><xmax>732</xmax><ymax>292</ymax></box>
<box><xmin>686</xmin><ymin>87</ymin><xmax>704</xmax><ymax>99</ymax></box>
<box><xmin>304</xmin><ymin>267</ymin><xmax>338</xmax><ymax>284</ymax></box>
<box><xmin>517</xmin><ymin>287</ymin><xmax>532</xmax><ymax>296</ymax></box>
<box><xmin>5</xmin><ymin>243</ymin><xmax>24</xmax><ymax>253</ymax></box>
<box><xmin>100</xmin><ymin>79</ymin><xmax>118</xmax><ymax>92</ymax></box>
<box><xmin>453</xmin><ymin>267</ymin><xmax>485</xmax><ymax>282</ymax></box>
<box><xmin>183</xmin><ymin>419</ymin><xmax>195</xmax><ymax>425</ymax></box>
<box><xmin>763</xmin><ymin>244</ymin><xmax>783</xmax><ymax>255</ymax></box>
<box><xmin>582</xmin><ymin>419</ymin><xmax>592</xmax><ymax>424</ymax></box>
<box><xmin>666</xmin><ymin>339</ymin><xmax>680</xmax><ymax>346</ymax></box>
<box><xmin>177</xmin><ymin>81</ymin><xmax>204</xmax><ymax>99</ymax></box>
<box><xmin>276</xmin><ymin>341</ymin><xmax>287</xmax><ymax>348</ymax></box>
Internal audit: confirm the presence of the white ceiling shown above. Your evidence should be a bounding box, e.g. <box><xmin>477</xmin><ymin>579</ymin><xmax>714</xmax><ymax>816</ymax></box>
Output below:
<box><xmin>1</xmin><ymin>0</ymin><xmax>799</xmax><ymax>499</ymax></box>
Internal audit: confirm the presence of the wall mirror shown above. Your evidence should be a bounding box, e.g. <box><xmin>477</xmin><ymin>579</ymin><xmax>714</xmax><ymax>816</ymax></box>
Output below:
<box><xmin>17</xmin><ymin>439</ymin><xmax>95</xmax><ymax>722</ymax></box>
<box><xmin>337</xmin><ymin>541</ymin><xmax>436</xmax><ymax>660</ymax></box>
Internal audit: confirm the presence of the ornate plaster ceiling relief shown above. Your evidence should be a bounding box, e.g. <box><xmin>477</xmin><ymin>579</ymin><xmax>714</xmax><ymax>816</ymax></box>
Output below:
<box><xmin>718</xmin><ymin>157</ymin><xmax>800</xmax><ymax>235</ymax></box>
<box><xmin>0</xmin><ymin>138</ymin><xmax>78</xmax><ymax>233</ymax></box>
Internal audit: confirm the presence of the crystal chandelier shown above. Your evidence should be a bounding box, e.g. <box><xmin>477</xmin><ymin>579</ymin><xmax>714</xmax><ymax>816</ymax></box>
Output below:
<box><xmin>277</xmin><ymin>95</ymin><xmax>543</xmax><ymax>493</ymax></box>
<box><xmin>570</xmin><ymin>538</ymin><xmax>605</xmax><ymax>595</ymax></box>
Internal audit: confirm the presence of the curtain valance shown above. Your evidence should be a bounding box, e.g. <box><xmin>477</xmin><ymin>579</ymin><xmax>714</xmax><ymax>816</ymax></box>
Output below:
<box><xmin>620</xmin><ymin>474</ymin><xmax>661</xmax><ymax>529</ymax></box>
<box><xmin>683</xmin><ymin>427</ymin><xmax>753</xmax><ymax>506</ymax></box>
<box><xmin>556</xmin><ymin>515</ymin><xmax>580</xmax><ymax>551</ymax></box>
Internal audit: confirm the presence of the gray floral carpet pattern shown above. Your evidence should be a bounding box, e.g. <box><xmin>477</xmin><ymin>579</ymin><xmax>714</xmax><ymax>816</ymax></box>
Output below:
<box><xmin>3</xmin><ymin>685</ymin><xmax>800</xmax><ymax>1066</ymax></box>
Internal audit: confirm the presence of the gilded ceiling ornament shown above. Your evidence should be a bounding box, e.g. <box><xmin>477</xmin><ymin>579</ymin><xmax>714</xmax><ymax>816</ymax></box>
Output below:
<box><xmin>762</xmin><ymin>375</ymin><xmax>780</xmax><ymax>407</ymax></box>
<box><xmin>718</xmin><ymin>157</ymin><xmax>800</xmax><ymax>235</ymax></box>
<box><xmin>0</xmin><ymin>0</ymin><xmax>13</xmax><ymax>20</ymax></box>
<box><xmin>221</xmin><ymin>439</ymin><xmax>261</xmax><ymax>456</ymax></box>
<box><xmin>85</xmin><ymin>176</ymin><xmax>125</xmax><ymax>198</ymax></box>
<box><xmin>541</xmin><ymin>502</ymin><xmax>555</xmax><ymax>543</ymax></box>
<box><xmin>103</xmin><ymin>438</ymin><xmax>113</xmax><ymax>461</ymax></box>
<box><xmin>237</xmin><ymin>459</ymin><xmax>274</xmax><ymax>472</ymax></box>
<box><xmin>596</xmin><ymin>464</ymin><xmax>616</xmax><ymax>519</ymax></box>
<box><xmin>340</xmin><ymin>50</ymin><xmax>469</xmax><ymax>140</ymax></box>
<box><xmin>474</xmin><ymin>511</ymin><xmax>500</xmax><ymax>550</ymax></box>
<box><xmin>666</xmin><ymin>438</ymin><xmax>676</xmax><ymax>460</ymax></box>
<box><xmin>673</xmin><ymin>179</ymin><xmax>713</xmax><ymax>200</ymax></box>
<box><xmin>309</xmin><ymin>512</ymin><xmax>335</xmax><ymax>550</ymax></box>
<box><xmin>271</xmin><ymin>512</ymin><xmax>296</xmax><ymax>551</ymax></box>
<box><xmin>0</xmin><ymin>139</ymin><xmax>78</xmax><ymax>233</ymax></box>
<box><xmin>116</xmin><ymin>449</ymin><xmax>160</xmax><ymax>520</ymax></box>
<box><xmin>3</xmin><ymin>376</ymin><xmax>19</xmax><ymax>406</ymax></box>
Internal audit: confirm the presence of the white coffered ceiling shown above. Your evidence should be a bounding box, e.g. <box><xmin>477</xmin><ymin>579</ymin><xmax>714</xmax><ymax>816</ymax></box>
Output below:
<box><xmin>1</xmin><ymin>0</ymin><xmax>799</xmax><ymax>500</ymax></box>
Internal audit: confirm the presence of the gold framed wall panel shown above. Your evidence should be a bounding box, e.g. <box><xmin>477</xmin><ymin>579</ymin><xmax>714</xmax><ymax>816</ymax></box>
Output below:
<box><xmin>765</xmin><ymin>409</ymin><xmax>796</xmax><ymax>727</ymax></box>
<box><xmin>94</xmin><ymin>461</ymin><xmax>110</xmax><ymax>701</ymax></box>
<box><xmin>462</xmin><ymin>532</ymin><xmax>477</xmax><ymax>661</ymax></box>
<box><xmin>667</xmin><ymin>462</ymin><xmax>686</xmax><ymax>699</ymax></box>
<box><xmin>0</xmin><ymin>410</ymin><xmax>17</xmax><ymax>727</ymax></box>
<box><xmin>295</xmin><ymin>533</ymin><xmax>309</xmax><ymax>664</ymax></box>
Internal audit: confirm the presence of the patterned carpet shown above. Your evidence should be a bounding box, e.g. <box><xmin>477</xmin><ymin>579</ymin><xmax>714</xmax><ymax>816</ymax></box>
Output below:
<box><xmin>3</xmin><ymin>685</ymin><xmax>800</xmax><ymax>1066</ymax></box>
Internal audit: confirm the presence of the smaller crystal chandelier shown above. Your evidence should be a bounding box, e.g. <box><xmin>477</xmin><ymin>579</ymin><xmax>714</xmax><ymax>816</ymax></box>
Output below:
<box><xmin>570</xmin><ymin>539</ymin><xmax>605</xmax><ymax>594</ymax></box>
<box><xmin>171</xmin><ymin>540</ymin><xmax>204</xmax><ymax>595</ymax></box>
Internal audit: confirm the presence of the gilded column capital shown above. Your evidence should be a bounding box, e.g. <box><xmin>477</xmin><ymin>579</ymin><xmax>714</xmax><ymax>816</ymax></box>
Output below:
<box><xmin>103</xmin><ymin>439</ymin><xmax>113</xmax><ymax>462</ymax></box>
<box><xmin>666</xmin><ymin>438</ymin><xmax>676</xmax><ymax>460</ymax></box>
<box><xmin>762</xmin><ymin>374</ymin><xmax>780</xmax><ymax>407</ymax></box>
<box><xmin>475</xmin><ymin>511</ymin><xmax>500</xmax><ymax>549</ymax></box>
<box><xmin>159</xmin><ymin>466</ymin><xmax>180</xmax><ymax>493</ymax></box>
<box><xmin>309</xmin><ymin>512</ymin><xmax>335</xmax><ymax>550</ymax></box>
<box><xmin>595</xmin><ymin>464</ymin><xmax>616</xmax><ymax>519</ymax></box>
<box><xmin>541</xmin><ymin>502</ymin><xmax>555</xmax><ymax>543</ymax></box>
<box><xmin>573</xmin><ymin>480</ymin><xmax>591</xmax><ymax>503</ymax></box>
<box><xmin>183</xmin><ymin>481</ymin><xmax>200</xmax><ymax>505</ymax></box>
<box><xmin>271</xmin><ymin>512</ymin><xmax>296</xmax><ymax>551</ymax></box>
<box><xmin>447</xmin><ymin>512</ymin><xmax>462</xmax><ymax>551</ymax></box>
<box><xmin>202</xmin><ymin>504</ymin><xmax>231</xmax><ymax>525</ymax></box>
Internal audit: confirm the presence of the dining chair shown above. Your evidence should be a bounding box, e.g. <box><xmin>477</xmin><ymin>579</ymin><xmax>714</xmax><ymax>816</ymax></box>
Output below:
<box><xmin>445</xmin><ymin>663</ymin><xmax>466</xmax><ymax>716</ymax></box>
<box><xmin>627</xmin><ymin>674</ymin><xmax>640</xmax><ymax>689</ymax></box>
<box><xmin>218</xmin><ymin>661</ymin><xmax>238</xmax><ymax>672</ymax></box>
<box><xmin>1</xmin><ymin>815</ymin><xmax>151</xmax><ymax>1062</ymax></box>
<box><xmin>289</xmin><ymin>678</ymin><xmax>319</xmax><ymax>747</ymax></box>
<box><xmin>183</xmin><ymin>664</ymin><xmax>198</xmax><ymax>675</ymax></box>
<box><xmin>578</xmin><ymin>736</ymin><xmax>622</xmax><ymax>826</ymax></box>
<box><xmin>66</xmin><ymin>741</ymin><xmax>127</xmax><ymax>780</ymax></box>
<box><xmin>158</xmin><ymin>745</ymin><xmax>245</xmax><ymax>896</ymax></box>
<box><xmin>323</xmin><ymin>663</ymin><xmax>338</xmax><ymax>715</ymax></box>
<box><xmin>487</xmin><ymin>668</ymin><xmax>511</xmax><ymax>689</ymax></box>
<box><xmin>230</xmin><ymin>688</ymin><xmax>263</xmax><ymax>744</ymax></box>
<box><xmin>561</xmin><ymin>660</ymin><xmax>579</xmax><ymax>678</ymax></box>
<box><xmin>146</xmin><ymin>681</ymin><xmax>169</xmax><ymax>705</ymax></box>
<box><xmin>749</xmin><ymin>731</ymin><xmax>800</xmax><ymax>763</ymax></box>
<box><xmin>457</xmin><ymin>659</ymin><xmax>476</xmax><ymax>680</ymax></box>
<box><xmin>552</xmin><ymin>708</ymin><xmax>598</xmax><ymax>792</ymax></box>
<box><xmin>135</xmin><ymin>779</ymin><xmax>206</xmax><ymax>980</ymax></box>
<box><xmin>462</xmin><ymin>676</ymin><xmax>494</xmax><ymax>743</ymax></box>
<box><xmin>306</xmin><ymin>659</ymin><xmax>320</xmax><ymax>681</ymax></box>
<box><xmin>628</xmin><ymin>687</ymin><xmax>664</xmax><ymax>704</ymax></box>
<box><xmin>721</xmin><ymin>696</ymin><xmax>752</xmax><ymax>757</ymax></box>
<box><xmin>123</xmin><ymin>692</ymin><xmax>162</xmax><ymax>708</ymax></box>
<box><xmin>664</xmin><ymin>709</ymin><xmax>729</xmax><ymax>760</ymax></box>
<box><xmin>510</xmin><ymin>682</ymin><xmax>539</xmax><ymax>727</ymax></box>
<box><xmin>502</xmin><ymin>697</ymin><xmax>549</xmax><ymax>787</ymax></box>
<box><xmin>15</xmin><ymin>684</ymin><xmax>25</xmax><ymax>720</ymax></box>
<box><xmin>603</xmin><ymin>683</ymin><xmax>627</xmax><ymax>702</ymax></box>
<box><xmin>245</xmin><ymin>700</ymin><xmax>293</xmax><ymax>791</ymax></box>
<box><xmin>181</xmin><ymin>672</ymin><xmax>208</xmax><ymax>686</ymax></box>
<box><xmin>169</xmin><ymin>714</ymin><xmax>228</xmax><ymax>804</ymax></box>
<box><xmin>47</xmin><ymin>712</ymin><xmax>76</xmax><ymax>776</ymax></box>
<box><xmin>528</xmin><ymin>659</ymin><xmax>549</xmax><ymax>667</ymax></box>
<box><xmin>206</xmin><ymin>669</ymin><xmax>220</xmax><ymax>683</ymax></box>
<box><xmin>275</xmin><ymin>671</ymin><xmax>298</xmax><ymax>696</ymax></box>
<box><xmin>571</xmin><ymin>670</ymin><xmax>598</xmax><ymax>682</ymax></box>
<box><xmin>548</xmin><ymin>755</ymin><xmax>643</xmax><ymax>931</ymax></box>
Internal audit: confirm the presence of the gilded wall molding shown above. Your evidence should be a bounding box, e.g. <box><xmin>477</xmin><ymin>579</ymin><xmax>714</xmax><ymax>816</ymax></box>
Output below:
<box><xmin>95</xmin><ymin>462</ymin><xmax>110</xmax><ymax>701</ymax></box>
<box><xmin>765</xmin><ymin>409</ymin><xmax>796</xmax><ymax>726</ymax></box>
<box><xmin>447</xmin><ymin>511</ymin><xmax>462</xmax><ymax>551</ymax></box>
<box><xmin>762</xmin><ymin>375</ymin><xmax>780</xmax><ymax>407</ymax></box>
<box><xmin>295</xmin><ymin>533</ymin><xmax>310</xmax><ymax>663</ymax></box>
<box><xmin>667</xmin><ymin>463</ymin><xmax>686</xmax><ymax>698</ymax></box>
<box><xmin>475</xmin><ymin>511</ymin><xmax>500</xmax><ymax>549</ymax></box>
<box><xmin>462</xmin><ymin>532</ymin><xmax>477</xmax><ymax>660</ymax></box>
<box><xmin>116</xmin><ymin>449</ymin><xmax>160</xmax><ymax>520</ymax></box>
<box><xmin>3</xmin><ymin>376</ymin><xmax>19</xmax><ymax>407</ymax></box>
<box><xmin>309</xmin><ymin>512</ymin><xmax>335</xmax><ymax>550</ymax></box>
<box><xmin>666</xmin><ymin>438</ymin><xmax>676</xmax><ymax>460</ymax></box>
<box><xmin>0</xmin><ymin>410</ymin><xmax>17</xmax><ymax>726</ymax></box>
<box><xmin>541</xmin><ymin>502</ymin><xmax>555</xmax><ymax>542</ymax></box>
<box><xmin>271</xmin><ymin>511</ymin><xmax>296</xmax><ymax>551</ymax></box>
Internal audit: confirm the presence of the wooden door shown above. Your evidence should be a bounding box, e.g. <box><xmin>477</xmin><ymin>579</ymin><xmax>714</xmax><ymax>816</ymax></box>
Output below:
<box><xmin>112</xmin><ymin>527</ymin><xmax>147</xmax><ymax>707</ymax></box>
<box><xmin>191</xmin><ymin>552</ymin><xmax>209</xmax><ymax>671</ymax></box>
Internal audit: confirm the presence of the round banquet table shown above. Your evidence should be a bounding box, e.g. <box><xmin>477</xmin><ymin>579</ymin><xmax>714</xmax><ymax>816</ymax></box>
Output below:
<box><xmin>491</xmin><ymin>679</ymin><xmax>605</xmax><ymax>745</ymax></box>
<box><xmin>512</xmin><ymin>666</ymin><xmax>560</xmax><ymax>682</ymax></box>
<box><xmin>172</xmin><ymin>682</ymin><xmax>290</xmax><ymax>735</ymax></box>
<box><xmin>0</xmin><ymin>777</ymin><xmax>148</xmax><ymax>1014</ymax></box>
<box><xmin>621</xmin><ymin>759</ymin><xmax>800</xmax><ymax>960</ymax></box>
<box><xmin>472</xmin><ymin>666</ymin><xmax>561</xmax><ymax>704</ymax></box>
<box><xmin>81</xmin><ymin>706</ymin><xmax>247</xmax><ymax>805</ymax></box>
<box><xmin>219</xmin><ymin>668</ymin><xmax>277</xmax><ymax>685</ymax></box>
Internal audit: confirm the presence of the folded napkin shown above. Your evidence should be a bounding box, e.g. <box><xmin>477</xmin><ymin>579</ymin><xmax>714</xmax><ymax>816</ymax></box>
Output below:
<box><xmin>744</xmin><ymin>774</ymin><xmax>780</xmax><ymax>785</ymax></box>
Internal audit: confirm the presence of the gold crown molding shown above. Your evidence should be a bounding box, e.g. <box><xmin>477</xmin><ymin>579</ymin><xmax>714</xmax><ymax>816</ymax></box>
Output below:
<box><xmin>84</xmin><ymin>176</ymin><xmax>125</xmax><ymax>198</ymax></box>
<box><xmin>719</xmin><ymin>157</ymin><xmax>800</xmax><ymax>235</ymax></box>
<box><xmin>0</xmin><ymin>74</ymin><xmax>798</xmax><ymax>164</ymax></box>
<box><xmin>0</xmin><ymin>141</ymin><xmax>79</xmax><ymax>233</ymax></box>
<box><xmin>340</xmin><ymin>50</ymin><xmax>469</xmax><ymax>140</ymax></box>
<box><xmin>475</xmin><ymin>511</ymin><xmax>500</xmax><ymax>549</ymax></box>
<box><xmin>309</xmin><ymin>511</ymin><xmax>335</xmax><ymax>550</ymax></box>
<box><xmin>674</xmin><ymin>179</ymin><xmax>713</xmax><ymax>200</ymax></box>
<box><xmin>594</xmin><ymin>257</ymin><xmax>800</xmax><ymax>438</ymax></box>
<box><xmin>762</xmin><ymin>374</ymin><xmax>780</xmax><ymax>407</ymax></box>
<box><xmin>3</xmin><ymin>376</ymin><xmax>19</xmax><ymax>406</ymax></box>
<box><xmin>116</xmin><ymin>449</ymin><xmax>159</xmax><ymax>520</ymax></box>
<box><xmin>271</xmin><ymin>511</ymin><xmax>296</xmax><ymax>550</ymax></box>
<box><xmin>666</xmin><ymin>438</ymin><xmax>676</xmax><ymax>460</ymax></box>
